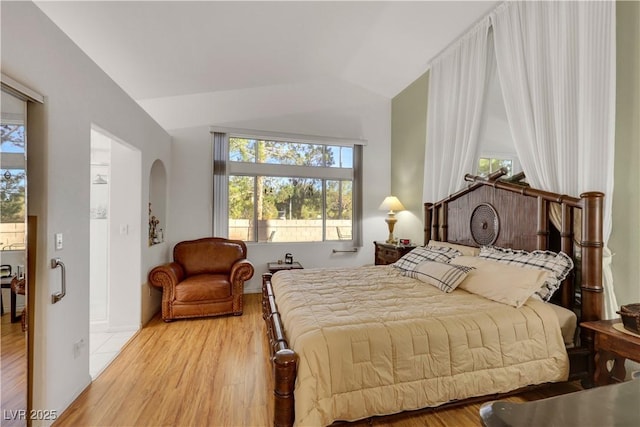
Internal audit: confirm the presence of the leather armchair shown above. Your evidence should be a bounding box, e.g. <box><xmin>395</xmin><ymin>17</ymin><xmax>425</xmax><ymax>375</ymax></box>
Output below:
<box><xmin>148</xmin><ymin>237</ymin><xmax>254</xmax><ymax>321</ymax></box>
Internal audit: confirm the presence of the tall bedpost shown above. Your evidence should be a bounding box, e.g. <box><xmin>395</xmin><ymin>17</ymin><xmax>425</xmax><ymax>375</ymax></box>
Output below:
<box><xmin>579</xmin><ymin>192</ymin><xmax>604</xmax><ymax>387</ymax></box>
<box><xmin>424</xmin><ymin>203</ymin><xmax>433</xmax><ymax>245</ymax></box>
<box><xmin>579</xmin><ymin>192</ymin><xmax>604</xmax><ymax>322</ymax></box>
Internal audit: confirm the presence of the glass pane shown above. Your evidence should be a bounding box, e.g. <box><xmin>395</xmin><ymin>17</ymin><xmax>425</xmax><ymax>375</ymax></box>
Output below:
<box><xmin>0</xmin><ymin>168</ymin><xmax>26</xmax><ymax>250</ymax></box>
<box><xmin>228</xmin><ymin>175</ymin><xmax>255</xmax><ymax>241</ymax></box>
<box><xmin>498</xmin><ymin>159</ymin><xmax>513</xmax><ymax>176</ymax></box>
<box><xmin>235</xmin><ymin>176</ymin><xmax>323</xmax><ymax>242</ymax></box>
<box><xmin>1</xmin><ymin>124</ymin><xmax>25</xmax><ymax>154</ymax></box>
<box><xmin>326</xmin><ymin>180</ymin><xmax>352</xmax><ymax>240</ymax></box>
<box><xmin>326</xmin><ymin>146</ymin><xmax>353</xmax><ymax>168</ymax></box>
<box><xmin>259</xmin><ymin>140</ymin><xmax>325</xmax><ymax>166</ymax></box>
<box><xmin>477</xmin><ymin>157</ymin><xmax>490</xmax><ymax>177</ymax></box>
<box><xmin>229</xmin><ymin>137</ymin><xmax>256</xmax><ymax>163</ymax></box>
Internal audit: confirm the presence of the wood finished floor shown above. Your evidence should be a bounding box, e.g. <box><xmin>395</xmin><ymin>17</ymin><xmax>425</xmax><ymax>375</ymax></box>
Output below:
<box><xmin>1</xmin><ymin>312</ymin><xmax>27</xmax><ymax>427</ymax></box>
<box><xmin>54</xmin><ymin>294</ymin><xmax>582</xmax><ymax>426</ymax></box>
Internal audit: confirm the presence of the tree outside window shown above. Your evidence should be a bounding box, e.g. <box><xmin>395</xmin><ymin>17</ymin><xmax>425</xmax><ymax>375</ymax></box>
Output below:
<box><xmin>228</xmin><ymin>138</ymin><xmax>353</xmax><ymax>242</ymax></box>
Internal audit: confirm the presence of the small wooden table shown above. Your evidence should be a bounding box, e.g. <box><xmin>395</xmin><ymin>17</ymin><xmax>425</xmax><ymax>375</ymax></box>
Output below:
<box><xmin>580</xmin><ymin>319</ymin><xmax>640</xmax><ymax>386</ymax></box>
<box><xmin>267</xmin><ymin>262</ymin><xmax>303</xmax><ymax>274</ymax></box>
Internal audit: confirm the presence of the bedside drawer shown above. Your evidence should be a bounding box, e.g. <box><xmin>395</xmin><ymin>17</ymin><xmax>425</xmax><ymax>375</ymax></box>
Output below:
<box><xmin>374</xmin><ymin>241</ymin><xmax>416</xmax><ymax>265</ymax></box>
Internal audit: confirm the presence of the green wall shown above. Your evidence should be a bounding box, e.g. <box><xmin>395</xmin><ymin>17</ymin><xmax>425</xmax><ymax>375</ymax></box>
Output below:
<box><xmin>391</xmin><ymin>0</ymin><xmax>640</xmax><ymax>305</ymax></box>
<box><xmin>390</xmin><ymin>71</ymin><xmax>429</xmax><ymax>244</ymax></box>
<box><xmin>610</xmin><ymin>0</ymin><xmax>640</xmax><ymax>305</ymax></box>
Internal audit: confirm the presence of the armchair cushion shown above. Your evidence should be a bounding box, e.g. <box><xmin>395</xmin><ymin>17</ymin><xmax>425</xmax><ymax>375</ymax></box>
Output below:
<box><xmin>175</xmin><ymin>274</ymin><xmax>231</xmax><ymax>302</ymax></box>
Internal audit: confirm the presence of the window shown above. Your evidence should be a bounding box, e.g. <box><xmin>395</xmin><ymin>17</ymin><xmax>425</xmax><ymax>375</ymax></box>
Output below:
<box><xmin>477</xmin><ymin>156</ymin><xmax>513</xmax><ymax>177</ymax></box>
<box><xmin>226</xmin><ymin>137</ymin><xmax>356</xmax><ymax>243</ymax></box>
<box><xmin>1</xmin><ymin>116</ymin><xmax>26</xmax><ymax>251</ymax></box>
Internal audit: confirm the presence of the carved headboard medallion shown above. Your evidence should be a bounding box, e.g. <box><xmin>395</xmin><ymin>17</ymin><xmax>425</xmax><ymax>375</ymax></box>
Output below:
<box><xmin>470</xmin><ymin>203</ymin><xmax>499</xmax><ymax>245</ymax></box>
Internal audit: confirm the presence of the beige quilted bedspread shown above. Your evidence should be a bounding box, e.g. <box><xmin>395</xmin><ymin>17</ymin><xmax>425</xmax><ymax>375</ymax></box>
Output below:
<box><xmin>271</xmin><ymin>265</ymin><xmax>569</xmax><ymax>426</ymax></box>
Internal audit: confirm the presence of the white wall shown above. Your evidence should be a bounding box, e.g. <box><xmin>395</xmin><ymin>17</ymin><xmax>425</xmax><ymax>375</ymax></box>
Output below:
<box><xmin>107</xmin><ymin>140</ymin><xmax>141</xmax><ymax>331</ymax></box>
<box><xmin>1</xmin><ymin>1</ymin><xmax>172</xmax><ymax>421</ymax></box>
<box><xmin>166</xmin><ymin>88</ymin><xmax>393</xmax><ymax>293</ymax></box>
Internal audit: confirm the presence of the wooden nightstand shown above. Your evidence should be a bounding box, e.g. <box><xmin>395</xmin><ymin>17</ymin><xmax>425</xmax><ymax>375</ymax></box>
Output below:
<box><xmin>374</xmin><ymin>241</ymin><xmax>416</xmax><ymax>265</ymax></box>
<box><xmin>267</xmin><ymin>261</ymin><xmax>304</xmax><ymax>274</ymax></box>
<box><xmin>580</xmin><ymin>319</ymin><xmax>640</xmax><ymax>386</ymax></box>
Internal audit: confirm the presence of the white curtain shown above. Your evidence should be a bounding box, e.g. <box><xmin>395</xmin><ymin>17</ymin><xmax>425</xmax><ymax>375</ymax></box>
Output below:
<box><xmin>423</xmin><ymin>17</ymin><xmax>493</xmax><ymax>202</ymax></box>
<box><xmin>491</xmin><ymin>1</ymin><xmax>618</xmax><ymax>318</ymax></box>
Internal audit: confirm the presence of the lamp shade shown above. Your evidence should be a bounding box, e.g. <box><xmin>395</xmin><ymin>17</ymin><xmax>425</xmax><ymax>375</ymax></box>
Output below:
<box><xmin>378</xmin><ymin>196</ymin><xmax>405</xmax><ymax>213</ymax></box>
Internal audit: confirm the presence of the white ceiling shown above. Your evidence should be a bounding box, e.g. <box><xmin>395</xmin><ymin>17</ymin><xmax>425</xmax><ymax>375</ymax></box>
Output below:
<box><xmin>35</xmin><ymin>1</ymin><xmax>498</xmax><ymax>131</ymax></box>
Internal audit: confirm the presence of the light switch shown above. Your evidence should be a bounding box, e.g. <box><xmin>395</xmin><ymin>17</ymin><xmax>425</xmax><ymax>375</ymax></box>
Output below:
<box><xmin>55</xmin><ymin>233</ymin><xmax>63</xmax><ymax>250</ymax></box>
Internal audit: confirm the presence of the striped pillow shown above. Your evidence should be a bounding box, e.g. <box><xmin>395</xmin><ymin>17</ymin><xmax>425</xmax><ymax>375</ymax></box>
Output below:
<box><xmin>479</xmin><ymin>246</ymin><xmax>574</xmax><ymax>301</ymax></box>
<box><xmin>407</xmin><ymin>260</ymin><xmax>475</xmax><ymax>292</ymax></box>
<box><xmin>393</xmin><ymin>246</ymin><xmax>462</xmax><ymax>274</ymax></box>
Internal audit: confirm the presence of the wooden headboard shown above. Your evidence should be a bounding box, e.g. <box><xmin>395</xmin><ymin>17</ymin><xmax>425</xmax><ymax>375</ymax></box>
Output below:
<box><xmin>424</xmin><ymin>171</ymin><xmax>603</xmax><ymax>379</ymax></box>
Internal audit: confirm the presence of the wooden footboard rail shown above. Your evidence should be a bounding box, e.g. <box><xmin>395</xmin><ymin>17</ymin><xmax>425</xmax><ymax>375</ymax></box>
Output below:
<box><xmin>262</xmin><ymin>273</ymin><xmax>297</xmax><ymax>427</ymax></box>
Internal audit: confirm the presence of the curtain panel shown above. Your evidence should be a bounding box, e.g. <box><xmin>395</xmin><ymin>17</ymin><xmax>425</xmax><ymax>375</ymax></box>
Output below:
<box><xmin>491</xmin><ymin>1</ymin><xmax>618</xmax><ymax>318</ymax></box>
<box><xmin>423</xmin><ymin>17</ymin><xmax>493</xmax><ymax>202</ymax></box>
<box><xmin>212</xmin><ymin>131</ymin><xmax>229</xmax><ymax>237</ymax></box>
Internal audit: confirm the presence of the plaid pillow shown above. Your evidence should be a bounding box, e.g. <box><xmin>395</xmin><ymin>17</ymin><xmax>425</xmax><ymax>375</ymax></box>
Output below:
<box><xmin>407</xmin><ymin>260</ymin><xmax>475</xmax><ymax>293</ymax></box>
<box><xmin>393</xmin><ymin>246</ymin><xmax>461</xmax><ymax>274</ymax></box>
<box><xmin>479</xmin><ymin>246</ymin><xmax>574</xmax><ymax>301</ymax></box>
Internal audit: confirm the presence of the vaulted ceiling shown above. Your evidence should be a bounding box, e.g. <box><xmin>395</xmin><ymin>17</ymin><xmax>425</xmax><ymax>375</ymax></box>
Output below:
<box><xmin>35</xmin><ymin>1</ymin><xmax>498</xmax><ymax>131</ymax></box>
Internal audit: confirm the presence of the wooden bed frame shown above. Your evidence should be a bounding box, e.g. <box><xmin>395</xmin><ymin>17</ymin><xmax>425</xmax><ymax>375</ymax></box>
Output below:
<box><xmin>262</xmin><ymin>170</ymin><xmax>604</xmax><ymax>427</ymax></box>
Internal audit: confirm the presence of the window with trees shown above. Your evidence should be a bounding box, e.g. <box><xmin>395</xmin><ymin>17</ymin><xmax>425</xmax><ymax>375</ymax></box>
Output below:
<box><xmin>477</xmin><ymin>156</ymin><xmax>514</xmax><ymax>177</ymax></box>
<box><xmin>1</xmin><ymin>121</ymin><xmax>26</xmax><ymax>250</ymax></box>
<box><xmin>223</xmin><ymin>136</ymin><xmax>359</xmax><ymax>243</ymax></box>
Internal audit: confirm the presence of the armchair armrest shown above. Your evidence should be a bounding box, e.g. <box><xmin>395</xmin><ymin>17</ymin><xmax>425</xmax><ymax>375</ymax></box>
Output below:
<box><xmin>148</xmin><ymin>262</ymin><xmax>185</xmax><ymax>290</ymax></box>
<box><xmin>230</xmin><ymin>259</ymin><xmax>254</xmax><ymax>295</ymax></box>
<box><xmin>230</xmin><ymin>259</ymin><xmax>255</xmax><ymax>284</ymax></box>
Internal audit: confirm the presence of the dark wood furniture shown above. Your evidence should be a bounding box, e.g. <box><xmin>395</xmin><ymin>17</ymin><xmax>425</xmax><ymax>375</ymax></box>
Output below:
<box><xmin>267</xmin><ymin>262</ymin><xmax>303</xmax><ymax>274</ymax></box>
<box><xmin>1</xmin><ymin>275</ymin><xmax>11</xmax><ymax>317</ymax></box>
<box><xmin>479</xmin><ymin>378</ymin><xmax>640</xmax><ymax>427</ymax></box>
<box><xmin>1</xmin><ymin>270</ymin><xmax>22</xmax><ymax>323</ymax></box>
<box><xmin>580</xmin><ymin>319</ymin><xmax>640</xmax><ymax>386</ymax></box>
<box><xmin>374</xmin><ymin>241</ymin><xmax>416</xmax><ymax>265</ymax></box>
<box><xmin>262</xmin><ymin>171</ymin><xmax>604</xmax><ymax>427</ymax></box>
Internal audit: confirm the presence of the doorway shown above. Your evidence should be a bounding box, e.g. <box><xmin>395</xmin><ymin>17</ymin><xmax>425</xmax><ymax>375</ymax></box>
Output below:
<box><xmin>89</xmin><ymin>127</ymin><xmax>141</xmax><ymax>379</ymax></box>
<box><xmin>1</xmin><ymin>84</ymin><xmax>28</xmax><ymax>427</ymax></box>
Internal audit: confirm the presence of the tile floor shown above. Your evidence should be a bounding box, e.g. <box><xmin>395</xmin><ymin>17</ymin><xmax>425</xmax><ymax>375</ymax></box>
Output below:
<box><xmin>89</xmin><ymin>330</ymin><xmax>137</xmax><ymax>379</ymax></box>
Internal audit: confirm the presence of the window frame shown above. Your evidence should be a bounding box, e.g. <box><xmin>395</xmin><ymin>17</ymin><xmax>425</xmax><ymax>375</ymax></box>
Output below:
<box><xmin>212</xmin><ymin>129</ymin><xmax>364</xmax><ymax>246</ymax></box>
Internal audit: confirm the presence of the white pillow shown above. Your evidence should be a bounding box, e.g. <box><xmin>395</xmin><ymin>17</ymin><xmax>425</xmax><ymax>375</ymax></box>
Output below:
<box><xmin>406</xmin><ymin>260</ymin><xmax>475</xmax><ymax>293</ymax></box>
<box><xmin>428</xmin><ymin>240</ymin><xmax>480</xmax><ymax>257</ymax></box>
<box><xmin>454</xmin><ymin>256</ymin><xmax>554</xmax><ymax>308</ymax></box>
<box><xmin>393</xmin><ymin>246</ymin><xmax>461</xmax><ymax>274</ymax></box>
<box><xmin>479</xmin><ymin>246</ymin><xmax>574</xmax><ymax>301</ymax></box>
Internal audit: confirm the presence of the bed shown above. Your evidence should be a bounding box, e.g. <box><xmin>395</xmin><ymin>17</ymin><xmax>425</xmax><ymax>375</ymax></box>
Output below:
<box><xmin>262</xmin><ymin>171</ymin><xmax>604</xmax><ymax>426</ymax></box>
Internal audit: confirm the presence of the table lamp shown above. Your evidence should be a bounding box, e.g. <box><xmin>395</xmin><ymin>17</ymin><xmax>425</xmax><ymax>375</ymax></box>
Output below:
<box><xmin>379</xmin><ymin>196</ymin><xmax>405</xmax><ymax>244</ymax></box>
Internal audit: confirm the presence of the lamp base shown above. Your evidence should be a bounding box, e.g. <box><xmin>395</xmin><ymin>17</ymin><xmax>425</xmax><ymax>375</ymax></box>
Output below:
<box><xmin>385</xmin><ymin>216</ymin><xmax>397</xmax><ymax>245</ymax></box>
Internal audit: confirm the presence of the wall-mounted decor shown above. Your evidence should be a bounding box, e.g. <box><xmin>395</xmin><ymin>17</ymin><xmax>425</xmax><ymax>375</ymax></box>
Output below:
<box><xmin>148</xmin><ymin>203</ymin><xmax>163</xmax><ymax>246</ymax></box>
<box><xmin>148</xmin><ymin>159</ymin><xmax>167</xmax><ymax>247</ymax></box>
